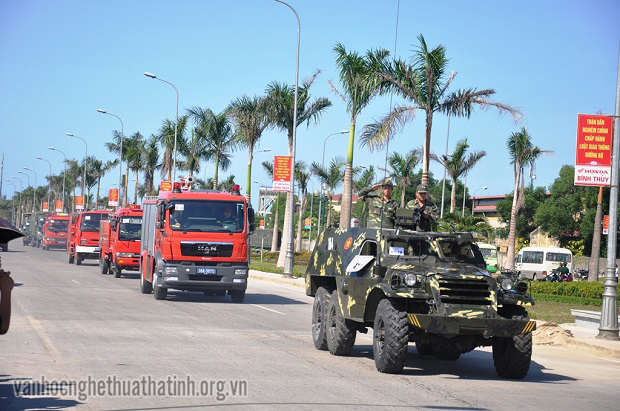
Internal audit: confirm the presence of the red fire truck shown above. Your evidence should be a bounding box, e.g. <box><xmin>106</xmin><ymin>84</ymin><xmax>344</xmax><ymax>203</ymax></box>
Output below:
<box><xmin>99</xmin><ymin>205</ymin><xmax>143</xmax><ymax>278</ymax></box>
<box><xmin>67</xmin><ymin>210</ymin><xmax>109</xmax><ymax>265</ymax></box>
<box><xmin>139</xmin><ymin>182</ymin><xmax>255</xmax><ymax>302</ymax></box>
<box><xmin>41</xmin><ymin>214</ymin><xmax>70</xmax><ymax>250</ymax></box>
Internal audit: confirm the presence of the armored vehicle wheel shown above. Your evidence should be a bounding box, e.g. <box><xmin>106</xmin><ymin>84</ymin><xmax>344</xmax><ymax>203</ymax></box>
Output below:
<box><xmin>492</xmin><ymin>315</ymin><xmax>532</xmax><ymax>379</ymax></box>
<box><xmin>230</xmin><ymin>290</ymin><xmax>245</xmax><ymax>303</ymax></box>
<box><xmin>153</xmin><ymin>274</ymin><xmax>168</xmax><ymax>300</ymax></box>
<box><xmin>76</xmin><ymin>254</ymin><xmax>83</xmax><ymax>265</ymax></box>
<box><xmin>214</xmin><ymin>290</ymin><xmax>227</xmax><ymax>297</ymax></box>
<box><xmin>68</xmin><ymin>252</ymin><xmax>74</xmax><ymax>264</ymax></box>
<box><xmin>100</xmin><ymin>257</ymin><xmax>109</xmax><ymax>274</ymax></box>
<box><xmin>415</xmin><ymin>341</ymin><xmax>434</xmax><ymax>356</ymax></box>
<box><xmin>114</xmin><ymin>266</ymin><xmax>122</xmax><ymax>278</ymax></box>
<box><xmin>373</xmin><ymin>299</ymin><xmax>408</xmax><ymax>374</ymax></box>
<box><xmin>326</xmin><ymin>290</ymin><xmax>356</xmax><ymax>356</ymax></box>
<box><xmin>312</xmin><ymin>287</ymin><xmax>332</xmax><ymax>351</ymax></box>
<box><xmin>434</xmin><ymin>345</ymin><xmax>461</xmax><ymax>361</ymax></box>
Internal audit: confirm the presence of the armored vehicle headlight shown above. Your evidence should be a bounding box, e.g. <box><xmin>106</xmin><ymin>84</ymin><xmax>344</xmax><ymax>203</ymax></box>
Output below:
<box><xmin>501</xmin><ymin>278</ymin><xmax>513</xmax><ymax>291</ymax></box>
<box><xmin>164</xmin><ymin>266</ymin><xmax>178</xmax><ymax>274</ymax></box>
<box><xmin>403</xmin><ymin>273</ymin><xmax>417</xmax><ymax>286</ymax></box>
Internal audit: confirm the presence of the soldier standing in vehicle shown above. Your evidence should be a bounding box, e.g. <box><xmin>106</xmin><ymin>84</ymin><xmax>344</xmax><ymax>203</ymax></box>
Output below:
<box><xmin>406</xmin><ymin>184</ymin><xmax>438</xmax><ymax>231</ymax></box>
<box><xmin>358</xmin><ymin>180</ymin><xmax>398</xmax><ymax>228</ymax></box>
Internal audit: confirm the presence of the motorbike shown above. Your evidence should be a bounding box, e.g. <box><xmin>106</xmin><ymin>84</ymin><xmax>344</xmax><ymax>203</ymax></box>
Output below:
<box><xmin>573</xmin><ymin>268</ymin><xmax>589</xmax><ymax>281</ymax></box>
<box><xmin>545</xmin><ymin>270</ymin><xmax>560</xmax><ymax>282</ymax></box>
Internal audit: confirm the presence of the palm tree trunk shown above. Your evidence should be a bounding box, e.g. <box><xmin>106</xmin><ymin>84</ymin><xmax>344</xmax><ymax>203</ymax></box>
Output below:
<box><xmin>296</xmin><ymin>194</ymin><xmax>306</xmax><ymax>252</ymax></box>
<box><xmin>276</xmin><ymin>191</ymin><xmax>292</xmax><ymax>269</ymax></box>
<box><xmin>400</xmin><ymin>184</ymin><xmax>405</xmax><ymax>208</ymax></box>
<box><xmin>326</xmin><ymin>199</ymin><xmax>333</xmax><ymax>228</ymax></box>
<box><xmin>339</xmin><ymin>120</ymin><xmax>356</xmax><ymax>228</ymax></box>
<box><xmin>246</xmin><ymin>146</ymin><xmax>253</xmax><ymax>204</ymax></box>
<box><xmin>271</xmin><ymin>193</ymin><xmax>280</xmax><ymax>252</ymax></box>
<box><xmin>506</xmin><ymin>168</ymin><xmax>522</xmax><ymax>269</ymax></box>
<box><xmin>421</xmin><ymin>111</ymin><xmax>434</xmax><ymax>187</ymax></box>
<box><xmin>450</xmin><ymin>177</ymin><xmax>457</xmax><ymax>213</ymax></box>
<box><xmin>213</xmin><ymin>153</ymin><xmax>220</xmax><ymax>190</ymax></box>
<box><xmin>134</xmin><ymin>169</ymin><xmax>139</xmax><ymax>204</ymax></box>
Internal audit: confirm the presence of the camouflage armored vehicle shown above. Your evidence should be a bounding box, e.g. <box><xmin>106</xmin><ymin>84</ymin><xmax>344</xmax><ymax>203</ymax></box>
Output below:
<box><xmin>305</xmin><ymin>210</ymin><xmax>536</xmax><ymax>378</ymax></box>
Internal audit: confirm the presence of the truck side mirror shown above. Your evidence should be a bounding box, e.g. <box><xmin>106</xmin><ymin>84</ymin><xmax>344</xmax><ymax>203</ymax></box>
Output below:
<box><xmin>156</xmin><ymin>203</ymin><xmax>166</xmax><ymax>229</ymax></box>
<box><xmin>248</xmin><ymin>207</ymin><xmax>256</xmax><ymax>233</ymax></box>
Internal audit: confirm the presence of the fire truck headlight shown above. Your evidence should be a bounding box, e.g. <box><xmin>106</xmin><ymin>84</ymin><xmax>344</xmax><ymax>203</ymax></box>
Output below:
<box><xmin>234</xmin><ymin>269</ymin><xmax>248</xmax><ymax>276</ymax></box>
<box><xmin>233</xmin><ymin>278</ymin><xmax>246</xmax><ymax>283</ymax></box>
<box><xmin>164</xmin><ymin>266</ymin><xmax>178</xmax><ymax>274</ymax></box>
<box><xmin>116</xmin><ymin>253</ymin><xmax>133</xmax><ymax>258</ymax></box>
<box><xmin>80</xmin><ymin>239</ymin><xmax>87</xmax><ymax>244</ymax></box>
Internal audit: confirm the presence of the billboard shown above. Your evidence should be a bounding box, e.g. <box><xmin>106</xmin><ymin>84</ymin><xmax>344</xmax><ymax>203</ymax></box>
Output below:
<box><xmin>273</xmin><ymin>156</ymin><xmax>292</xmax><ymax>192</ymax></box>
<box><xmin>75</xmin><ymin>195</ymin><xmax>84</xmax><ymax>210</ymax></box>
<box><xmin>42</xmin><ymin>201</ymin><xmax>49</xmax><ymax>212</ymax></box>
<box><xmin>55</xmin><ymin>200</ymin><xmax>63</xmax><ymax>213</ymax></box>
<box><xmin>574</xmin><ymin>114</ymin><xmax>613</xmax><ymax>186</ymax></box>
<box><xmin>160</xmin><ymin>181</ymin><xmax>172</xmax><ymax>191</ymax></box>
<box><xmin>108</xmin><ymin>188</ymin><xmax>119</xmax><ymax>207</ymax></box>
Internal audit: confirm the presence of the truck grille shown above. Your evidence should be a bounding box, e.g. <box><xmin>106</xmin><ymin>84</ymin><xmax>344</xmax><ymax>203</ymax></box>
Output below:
<box><xmin>437</xmin><ymin>277</ymin><xmax>492</xmax><ymax>305</ymax></box>
<box><xmin>180</xmin><ymin>242</ymin><xmax>233</xmax><ymax>257</ymax></box>
<box><xmin>188</xmin><ymin>275</ymin><xmax>223</xmax><ymax>281</ymax></box>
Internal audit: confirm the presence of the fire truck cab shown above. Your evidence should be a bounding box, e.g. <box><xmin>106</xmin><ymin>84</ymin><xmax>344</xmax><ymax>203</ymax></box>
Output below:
<box><xmin>100</xmin><ymin>205</ymin><xmax>143</xmax><ymax>278</ymax></box>
<box><xmin>139</xmin><ymin>182</ymin><xmax>255</xmax><ymax>303</ymax></box>
<box><xmin>67</xmin><ymin>210</ymin><xmax>109</xmax><ymax>265</ymax></box>
<box><xmin>42</xmin><ymin>214</ymin><xmax>70</xmax><ymax>250</ymax></box>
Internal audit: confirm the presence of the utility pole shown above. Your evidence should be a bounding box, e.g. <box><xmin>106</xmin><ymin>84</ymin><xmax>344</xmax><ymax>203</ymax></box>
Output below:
<box><xmin>0</xmin><ymin>152</ymin><xmax>4</xmax><ymax>199</ymax></box>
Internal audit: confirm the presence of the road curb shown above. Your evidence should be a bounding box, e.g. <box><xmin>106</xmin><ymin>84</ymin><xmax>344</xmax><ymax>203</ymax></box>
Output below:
<box><xmin>565</xmin><ymin>337</ymin><xmax>620</xmax><ymax>359</ymax></box>
<box><xmin>249</xmin><ymin>270</ymin><xmax>305</xmax><ymax>289</ymax></box>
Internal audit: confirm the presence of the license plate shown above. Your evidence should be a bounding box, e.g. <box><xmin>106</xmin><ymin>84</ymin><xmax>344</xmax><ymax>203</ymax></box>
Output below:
<box><xmin>94</xmin><ymin>247</ymin><xmax>101</xmax><ymax>252</ymax></box>
<box><xmin>197</xmin><ymin>267</ymin><xmax>217</xmax><ymax>275</ymax></box>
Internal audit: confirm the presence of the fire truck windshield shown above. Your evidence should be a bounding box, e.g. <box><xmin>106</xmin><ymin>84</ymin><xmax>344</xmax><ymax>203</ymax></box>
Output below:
<box><xmin>80</xmin><ymin>213</ymin><xmax>108</xmax><ymax>232</ymax></box>
<box><xmin>170</xmin><ymin>200</ymin><xmax>245</xmax><ymax>233</ymax></box>
<box><xmin>119</xmin><ymin>217</ymin><xmax>142</xmax><ymax>241</ymax></box>
<box><xmin>47</xmin><ymin>219</ymin><xmax>69</xmax><ymax>232</ymax></box>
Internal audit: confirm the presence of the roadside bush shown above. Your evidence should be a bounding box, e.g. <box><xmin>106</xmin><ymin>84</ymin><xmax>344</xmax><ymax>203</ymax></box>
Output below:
<box><xmin>530</xmin><ymin>281</ymin><xmax>619</xmax><ymax>305</ymax></box>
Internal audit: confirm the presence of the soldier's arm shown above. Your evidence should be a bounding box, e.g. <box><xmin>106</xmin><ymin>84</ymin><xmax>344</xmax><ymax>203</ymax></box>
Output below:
<box><xmin>359</xmin><ymin>186</ymin><xmax>379</xmax><ymax>202</ymax></box>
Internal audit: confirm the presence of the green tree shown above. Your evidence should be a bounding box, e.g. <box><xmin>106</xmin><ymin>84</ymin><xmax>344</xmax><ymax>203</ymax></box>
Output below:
<box><xmin>142</xmin><ymin>135</ymin><xmax>160</xmax><ymax>197</ymax></box>
<box><xmin>430</xmin><ymin>139</ymin><xmax>486</xmax><ymax>213</ymax></box>
<box><xmin>361</xmin><ymin>34</ymin><xmax>520</xmax><ymax>189</ymax></box>
<box><xmin>261</xmin><ymin>160</ymin><xmax>281</xmax><ymax>252</ymax></box>
<box><xmin>505</xmin><ymin>127</ymin><xmax>552</xmax><ymax>268</ymax></box>
<box><xmin>380</xmin><ymin>150</ymin><xmax>420</xmax><ymax>207</ymax></box>
<box><xmin>331</xmin><ymin>43</ymin><xmax>390</xmax><ymax>229</ymax></box>
<box><xmin>437</xmin><ymin>212</ymin><xmax>492</xmax><ymax>236</ymax></box>
<box><xmin>497</xmin><ymin>186</ymin><xmax>548</xmax><ymax>240</ymax></box>
<box><xmin>295</xmin><ymin>163</ymin><xmax>309</xmax><ymax>252</ymax></box>
<box><xmin>156</xmin><ymin>116</ymin><xmax>189</xmax><ymax>182</ymax></box>
<box><xmin>125</xmin><ymin>132</ymin><xmax>145</xmax><ymax>204</ymax></box>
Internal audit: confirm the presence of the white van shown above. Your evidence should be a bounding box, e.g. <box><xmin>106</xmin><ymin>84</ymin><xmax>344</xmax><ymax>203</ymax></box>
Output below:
<box><xmin>515</xmin><ymin>246</ymin><xmax>572</xmax><ymax>280</ymax></box>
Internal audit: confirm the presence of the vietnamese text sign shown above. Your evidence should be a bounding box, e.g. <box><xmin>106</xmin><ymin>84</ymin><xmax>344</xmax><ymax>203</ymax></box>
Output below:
<box><xmin>304</xmin><ymin>217</ymin><xmax>311</xmax><ymax>230</ymax></box>
<box><xmin>75</xmin><ymin>195</ymin><xmax>84</xmax><ymax>210</ymax></box>
<box><xmin>160</xmin><ymin>181</ymin><xmax>172</xmax><ymax>191</ymax></box>
<box><xmin>108</xmin><ymin>188</ymin><xmax>119</xmax><ymax>207</ymax></box>
<box><xmin>273</xmin><ymin>156</ymin><xmax>292</xmax><ymax>192</ymax></box>
<box><xmin>603</xmin><ymin>214</ymin><xmax>610</xmax><ymax>235</ymax></box>
<box><xmin>574</xmin><ymin>114</ymin><xmax>613</xmax><ymax>186</ymax></box>
<box><xmin>55</xmin><ymin>200</ymin><xmax>63</xmax><ymax>212</ymax></box>
<box><xmin>42</xmin><ymin>201</ymin><xmax>49</xmax><ymax>212</ymax></box>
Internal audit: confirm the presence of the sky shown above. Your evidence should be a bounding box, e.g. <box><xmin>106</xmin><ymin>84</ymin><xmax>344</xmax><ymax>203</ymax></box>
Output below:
<box><xmin>1</xmin><ymin>0</ymin><xmax>619</xmax><ymax>209</ymax></box>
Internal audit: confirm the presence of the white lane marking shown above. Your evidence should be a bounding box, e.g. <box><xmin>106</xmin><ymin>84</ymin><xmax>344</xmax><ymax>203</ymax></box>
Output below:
<box><xmin>250</xmin><ymin>304</ymin><xmax>286</xmax><ymax>315</ymax></box>
<box><xmin>72</xmin><ymin>280</ymin><xmax>80</xmax><ymax>284</ymax></box>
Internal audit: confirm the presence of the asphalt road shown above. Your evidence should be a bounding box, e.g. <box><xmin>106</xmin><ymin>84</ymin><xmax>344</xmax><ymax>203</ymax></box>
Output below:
<box><xmin>1</xmin><ymin>242</ymin><xmax>619</xmax><ymax>410</ymax></box>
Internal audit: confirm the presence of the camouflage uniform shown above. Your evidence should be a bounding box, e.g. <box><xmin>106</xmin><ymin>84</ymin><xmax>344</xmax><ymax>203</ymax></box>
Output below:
<box><xmin>405</xmin><ymin>199</ymin><xmax>438</xmax><ymax>232</ymax></box>
<box><xmin>359</xmin><ymin>187</ymin><xmax>398</xmax><ymax>229</ymax></box>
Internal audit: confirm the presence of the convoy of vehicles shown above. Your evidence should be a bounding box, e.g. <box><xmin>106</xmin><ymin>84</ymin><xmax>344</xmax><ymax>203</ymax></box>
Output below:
<box><xmin>515</xmin><ymin>246</ymin><xmax>573</xmax><ymax>280</ymax></box>
<box><xmin>67</xmin><ymin>210</ymin><xmax>109</xmax><ymax>265</ymax></box>
<box><xmin>23</xmin><ymin>212</ymin><xmax>50</xmax><ymax>247</ymax></box>
<box><xmin>99</xmin><ymin>205</ymin><xmax>143</xmax><ymax>278</ymax></box>
<box><xmin>306</xmin><ymin>209</ymin><xmax>535</xmax><ymax>378</ymax></box>
<box><xmin>41</xmin><ymin>214</ymin><xmax>70</xmax><ymax>250</ymax></box>
<box><xmin>139</xmin><ymin>182</ymin><xmax>254</xmax><ymax>302</ymax></box>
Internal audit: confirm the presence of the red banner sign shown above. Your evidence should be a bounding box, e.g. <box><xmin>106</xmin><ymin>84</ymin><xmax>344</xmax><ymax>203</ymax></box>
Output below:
<box><xmin>160</xmin><ymin>181</ymin><xmax>173</xmax><ymax>191</ymax></box>
<box><xmin>273</xmin><ymin>156</ymin><xmax>292</xmax><ymax>192</ymax></box>
<box><xmin>574</xmin><ymin>114</ymin><xmax>613</xmax><ymax>186</ymax></box>
<box><xmin>603</xmin><ymin>214</ymin><xmax>610</xmax><ymax>235</ymax></box>
<box><xmin>42</xmin><ymin>201</ymin><xmax>49</xmax><ymax>212</ymax></box>
<box><xmin>55</xmin><ymin>200</ymin><xmax>63</xmax><ymax>212</ymax></box>
<box><xmin>75</xmin><ymin>195</ymin><xmax>84</xmax><ymax>210</ymax></box>
<box><xmin>108</xmin><ymin>188</ymin><xmax>119</xmax><ymax>207</ymax></box>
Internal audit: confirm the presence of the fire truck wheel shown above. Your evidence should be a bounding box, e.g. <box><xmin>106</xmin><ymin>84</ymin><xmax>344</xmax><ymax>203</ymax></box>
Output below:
<box><xmin>68</xmin><ymin>252</ymin><xmax>74</xmax><ymax>264</ymax></box>
<box><xmin>140</xmin><ymin>269</ymin><xmax>153</xmax><ymax>294</ymax></box>
<box><xmin>76</xmin><ymin>254</ymin><xmax>83</xmax><ymax>265</ymax></box>
<box><xmin>100</xmin><ymin>257</ymin><xmax>109</xmax><ymax>274</ymax></box>
<box><xmin>153</xmin><ymin>274</ymin><xmax>168</xmax><ymax>300</ymax></box>
<box><xmin>230</xmin><ymin>290</ymin><xmax>245</xmax><ymax>303</ymax></box>
<box><xmin>114</xmin><ymin>266</ymin><xmax>122</xmax><ymax>278</ymax></box>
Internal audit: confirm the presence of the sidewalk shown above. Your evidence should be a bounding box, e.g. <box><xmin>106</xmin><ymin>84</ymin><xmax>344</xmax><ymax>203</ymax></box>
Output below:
<box><xmin>249</xmin><ymin>270</ymin><xmax>620</xmax><ymax>359</ymax></box>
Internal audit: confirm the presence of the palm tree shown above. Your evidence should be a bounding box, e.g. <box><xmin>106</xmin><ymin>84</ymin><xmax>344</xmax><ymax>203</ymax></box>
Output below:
<box><xmin>218</xmin><ymin>175</ymin><xmax>236</xmax><ymax>192</ymax></box>
<box><xmin>311</xmin><ymin>157</ymin><xmax>346</xmax><ymax>229</ymax></box>
<box><xmin>142</xmin><ymin>135</ymin><xmax>160</xmax><ymax>197</ymax></box>
<box><xmin>353</xmin><ymin>165</ymin><xmax>376</xmax><ymax>228</ymax></box>
<box><xmin>331</xmin><ymin>43</ymin><xmax>390</xmax><ymax>229</ymax></box>
<box><xmin>261</xmin><ymin>160</ymin><xmax>280</xmax><ymax>252</ymax></box>
<box><xmin>361</xmin><ymin>34</ymin><xmax>521</xmax><ymax>188</ymax></box>
<box><xmin>437</xmin><ymin>212</ymin><xmax>492</xmax><ymax>235</ymax></box>
<box><xmin>125</xmin><ymin>132</ymin><xmax>145</xmax><ymax>204</ymax></box>
<box><xmin>227</xmin><ymin>95</ymin><xmax>270</xmax><ymax>203</ymax></box>
<box><xmin>265</xmin><ymin>72</ymin><xmax>332</xmax><ymax>267</ymax></box>
<box><xmin>156</xmin><ymin>116</ymin><xmax>188</xmax><ymax>182</ymax></box>
<box><xmin>180</xmin><ymin>128</ymin><xmax>207</xmax><ymax>180</ymax></box>
<box><xmin>380</xmin><ymin>150</ymin><xmax>420</xmax><ymax>207</ymax></box>
<box><xmin>89</xmin><ymin>158</ymin><xmax>117</xmax><ymax>208</ymax></box>
<box><xmin>294</xmin><ymin>162</ymin><xmax>309</xmax><ymax>252</ymax></box>
<box><xmin>65</xmin><ymin>159</ymin><xmax>81</xmax><ymax>211</ymax></box>
<box><xmin>430</xmin><ymin>139</ymin><xmax>486</xmax><ymax>213</ymax></box>
<box><xmin>187</xmin><ymin>107</ymin><xmax>236</xmax><ymax>190</ymax></box>
<box><xmin>505</xmin><ymin>127</ymin><xmax>552</xmax><ymax>268</ymax></box>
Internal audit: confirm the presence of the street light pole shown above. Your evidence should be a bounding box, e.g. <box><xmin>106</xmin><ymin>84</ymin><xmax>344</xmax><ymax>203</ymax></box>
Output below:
<box><xmin>97</xmin><ymin>109</ymin><xmax>124</xmax><ymax>206</ymax></box>
<box><xmin>144</xmin><ymin>72</ymin><xmax>179</xmax><ymax>181</ymax></box>
<box><xmin>48</xmin><ymin>147</ymin><xmax>67</xmax><ymax>212</ymax></box>
<box><xmin>274</xmin><ymin>0</ymin><xmax>300</xmax><ymax>278</ymax></box>
<box><xmin>23</xmin><ymin>168</ymin><xmax>37</xmax><ymax>212</ymax></box>
<box><xmin>471</xmin><ymin>186</ymin><xmax>488</xmax><ymax>216</ymax></box>
<box><xmin>318</xmin><ymin>130</ymin><xmax>349</xmax><ymax>234</ymax></box>
<box><xmin>11</xmin><ymin>176</ymin><xmax>23</xmax><ymax>226</ymax></box>
<box><xmin>66</xmin><ymin>133</ymin><xmax>88</xmax><ymax>207</ymax></box>
<box><xmin>36</xmin><ymin>157</ymin><xmax>52</xmax><ymax>211</ymax></box>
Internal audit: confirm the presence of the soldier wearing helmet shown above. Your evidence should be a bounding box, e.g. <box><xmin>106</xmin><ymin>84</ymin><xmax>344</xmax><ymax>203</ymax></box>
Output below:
<box><xmin>405</xmin><ymin>184</ymin><xmax>438</xmax><ymax>232</ymax></box>
<box><xmin>358</xmin><ymin>180</ymin><xmax>398</xmax><ymax>229</ymax></box>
